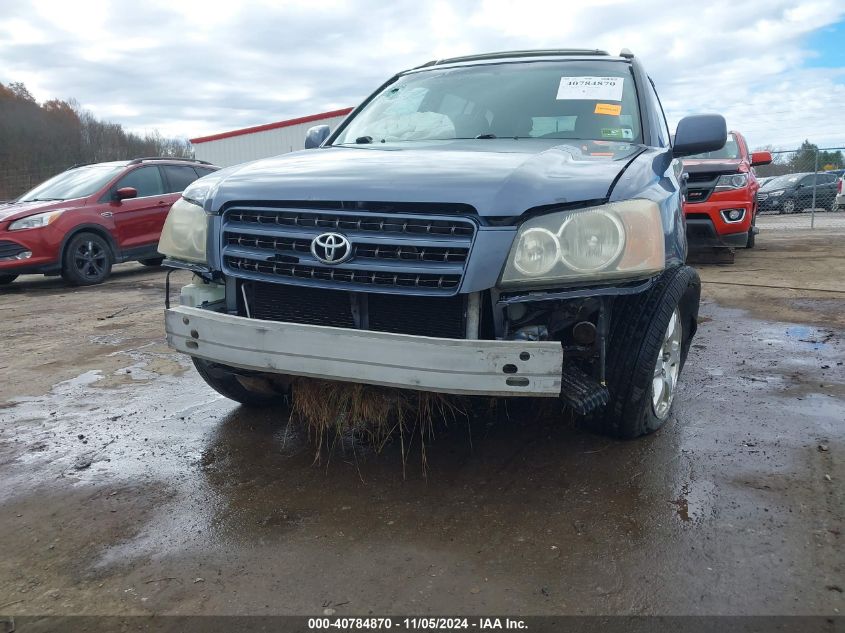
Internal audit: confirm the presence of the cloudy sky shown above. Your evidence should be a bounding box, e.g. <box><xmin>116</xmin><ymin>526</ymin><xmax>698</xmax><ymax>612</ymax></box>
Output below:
<box><xmin>2</xmin><ymin>0</ymin><xmax>844</xmax><ymax>150</ymax></box>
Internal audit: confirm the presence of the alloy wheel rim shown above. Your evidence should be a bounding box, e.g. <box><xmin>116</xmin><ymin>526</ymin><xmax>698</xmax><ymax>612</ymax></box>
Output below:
<box><xmin>651</xmin><ymin>308</ymin><xmax>682</xmax><ymax>420</ymax></box>
<box><xmin>74</xmin><ymin>241</ymin><xmax>107</xmax><ymax>278</ymax></box>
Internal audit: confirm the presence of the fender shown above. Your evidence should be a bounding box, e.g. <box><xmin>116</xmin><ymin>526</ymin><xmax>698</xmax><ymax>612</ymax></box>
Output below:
<box><xmin>58</xmin><ymin>223</ymin><xmax>122</xmax><ymax>266</ymax></box>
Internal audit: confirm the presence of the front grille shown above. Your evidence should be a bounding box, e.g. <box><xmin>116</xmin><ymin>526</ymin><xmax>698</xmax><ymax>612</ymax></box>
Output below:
<box><xmin>226</xmin><ymin>256</ymin><xmax>461</xmax><ymax>291</ymax></box>
<box><xmin>686</xmin><ymin>188</ymin><xmax>711</xmax><ymax>203</ymax></box>
<box><xmin>250</xmin><ymin>283</ymin><xmax>355</xmax><ymax>328</ymax></box>
<box><xmin>222</xmin><ymin>205</ymin><xmax>476</xmax><ymax>296</ymax></box>
<box><xmin>0</xmin><ymin>240</ymin><xmax>26</xmax><ymax>259</ymax></box>
<box><xmin>685</xmin><ymin>175</ymin><xmax>718</xmax><ymax>203</ymax></box>
<box><xmin>367</xmin><ymin>293</ymin><xmax>466</xmax><ymax>338</ymax></box>
<box><xmin>226</xmin><ymin>234</ymin><xmax>467</xmax><ymax>264</ymax></box>
<box><xmin>684</xmin><ymin>170</ymin><xmax>735</xmax><ymax>204</ymax></box>
<box><xmin>248</xmin><ymin>281</ymin><xmax>467</xmax><ymax>339</ymax></box>
<box><xmin>227</xmin><ymin>208</ymin><xmax>475</xmax><ymax>237</ymax></box>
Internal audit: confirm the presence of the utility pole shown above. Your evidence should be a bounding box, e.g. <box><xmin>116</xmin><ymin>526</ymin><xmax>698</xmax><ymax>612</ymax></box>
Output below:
<box><xmin>811</xmin><ymin>149</ymin><xmax>819</xmax><ymax>229</ymax></box>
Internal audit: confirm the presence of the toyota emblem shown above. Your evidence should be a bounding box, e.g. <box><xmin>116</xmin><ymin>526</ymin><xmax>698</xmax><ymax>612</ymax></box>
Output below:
<box><xmin>310</xmin><ymin>232</ymin><xmax>352</xmax><ymax>265</ymax></box>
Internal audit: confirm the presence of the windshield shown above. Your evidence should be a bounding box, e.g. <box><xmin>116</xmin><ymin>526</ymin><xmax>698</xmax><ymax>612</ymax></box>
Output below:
<box><xmin>333</xmin><ymin>61</ymin><xmax>641</xmax><ymax>145</ymax></box>
<box><xmin>17</xmin><ymin>163</ymin><xmax>126</xmax><ymax>203</ymax></box>
<box><xmin>686</xmin><ymin>132</ymin><xmax>741</xmax><ymax>160</ymax></box>
<box><xmin>761</xmin><ymin>174</ymin><xmax>803</xmax><ymax>191</ymax></box>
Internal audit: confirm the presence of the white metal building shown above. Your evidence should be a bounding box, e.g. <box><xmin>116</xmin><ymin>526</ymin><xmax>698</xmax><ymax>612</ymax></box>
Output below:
<box><xmin>190</xmin><ymin>108</ymin><xmax>353</xmax><ymax>167</ymax></box>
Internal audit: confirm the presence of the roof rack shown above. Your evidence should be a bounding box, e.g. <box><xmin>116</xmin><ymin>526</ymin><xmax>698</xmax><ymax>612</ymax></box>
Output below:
<box><xmin>429</xmin><ymin>49</ymin><xmax>610</xmax><ymax>66</ymax></box>
<box><xmin>128</xmin><ymin>157</ymin><xmax>211</xmax><ymax>165</ymax></box>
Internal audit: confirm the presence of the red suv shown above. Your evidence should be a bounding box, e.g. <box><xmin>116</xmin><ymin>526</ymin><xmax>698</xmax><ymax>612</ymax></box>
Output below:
<box><xmin>682</xmin><ymin>131</ymin><xmax>771</xmax><ymax>250</ymax></box>
<box><xmin>0</xmin><ymin>158</ymin><xmax>218</xmax><ymax>286</ymax></box>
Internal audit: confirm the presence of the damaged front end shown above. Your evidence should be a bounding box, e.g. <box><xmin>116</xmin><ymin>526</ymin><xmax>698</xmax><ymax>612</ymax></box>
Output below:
<box><xmin>161</xmin><ymin>191</ymin><xmax>671</xmax><ymax>416</ymax></box>
<box><xmin>165</xmin><ymin>264</ymin><xmax>658</xmax><ymax>416</ymax></box>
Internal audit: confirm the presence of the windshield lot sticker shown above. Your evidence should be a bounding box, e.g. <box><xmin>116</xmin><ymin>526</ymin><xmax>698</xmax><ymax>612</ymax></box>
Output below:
<box><xmin>601</xmin><ymin>128</ymin><xmax>624</xmax><ymax>140</ymax></box>
<box><xmin>594</xmin><ymin>103</ymin><xmax>622</xmax><ymax>116</ymax></box>
<box><xmin>557</xmin><ymin>77</ymin><xmax>624</xmax><ymax>101</ymax></box>
<box><xmin>621</xmin><ymin>128</ymin><xmax>634</xmax><ymax>140</ymax></box>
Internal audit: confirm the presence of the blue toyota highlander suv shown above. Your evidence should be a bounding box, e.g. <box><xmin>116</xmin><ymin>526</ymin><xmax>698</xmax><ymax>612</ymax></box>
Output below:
<box><xmin>159</xmin><ymin>49</ymin><xmax>726</xmax><ymax>439</ymax></box>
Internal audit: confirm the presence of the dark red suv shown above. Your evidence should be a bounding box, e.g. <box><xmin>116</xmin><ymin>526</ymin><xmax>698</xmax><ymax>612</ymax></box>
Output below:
<box><xmin>0</xmin><ymin>158</ymin><xmax>218</xmax><ymax>286</ymax></box>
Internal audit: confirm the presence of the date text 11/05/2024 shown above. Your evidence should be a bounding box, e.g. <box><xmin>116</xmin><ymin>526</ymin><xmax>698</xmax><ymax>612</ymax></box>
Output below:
<box><xmin>307</xmin><ymin>617</ymin><xmax>528</xmax><ymax>630</ymax></box>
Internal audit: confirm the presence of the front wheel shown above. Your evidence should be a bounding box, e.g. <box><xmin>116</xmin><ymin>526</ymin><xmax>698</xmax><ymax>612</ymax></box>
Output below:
<box><xmin>782</xmin><ymin>198</ymin><xmax>796</xmax><ymax>214</ymax></box>
<box><xmin>588</xmin><ymin>266</ymin><xmax>700</xmax><ymax>439</ymax></box>
<box><xmin>0</xmin><ymin>274</ymin><xmax>18</xmax><ymax>285</ymax></box>
<box><xmin>192</xmin><ymin>358</ymin><xmax>289</xmax><ymax>407</ymax></box>
<box><xmin>61</xmin><ymin>232</ymin><xmax>113</xmax><ymax>285</ymax></box>
<box><xmin>746</xmin><ymin>213</ymin><xmax>756</xmax><ymax>249</ymax></box>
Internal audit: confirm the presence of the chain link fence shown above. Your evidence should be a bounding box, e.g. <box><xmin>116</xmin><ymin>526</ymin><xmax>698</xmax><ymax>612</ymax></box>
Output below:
<box><xmin>755</xmin><ymin>146</ymin><xmax>845</xmax><ymax>231</ymax></box>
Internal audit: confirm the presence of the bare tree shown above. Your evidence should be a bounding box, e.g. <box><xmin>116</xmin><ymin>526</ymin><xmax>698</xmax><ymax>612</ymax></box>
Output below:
<box><xmin>0</xmin><ymin>81</ymin><xmax>193</xmax><ymax>199</ymax></box>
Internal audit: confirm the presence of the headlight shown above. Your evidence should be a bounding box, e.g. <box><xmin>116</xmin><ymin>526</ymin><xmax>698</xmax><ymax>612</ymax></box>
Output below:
<box><xmin>8</xmin><ymin>209</ymin><xmax>65</xmax><ymax>230</ymax></box>
<box><xmin>157</xmin><ymin>197</ymin><xmax>208</xmax><ymax>263</ymax></box>
<box><xmin>715</xmin><ymin>174</ymin><xmax>748</xmax><ymax>190</ymax></box>
<box><xmin>768</xmin><ymin>190</ymin><xmax>784</xmax><ymax>197</ymax></box>
<box><xmin>500</xmin><ymin>200</ymin><xmax>664</xmax><ymax>288</ymax></box>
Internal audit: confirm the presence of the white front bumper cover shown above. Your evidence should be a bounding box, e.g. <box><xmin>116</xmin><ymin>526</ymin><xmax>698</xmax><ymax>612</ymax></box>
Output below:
<box><xmin>165</xmin><ymin>306</ymin><xmax>564</xmax><ymax>397</ymax></box>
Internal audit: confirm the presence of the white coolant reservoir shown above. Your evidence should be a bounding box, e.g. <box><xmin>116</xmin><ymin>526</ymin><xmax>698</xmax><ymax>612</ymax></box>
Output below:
<box><xmin>180</xmin><ymin>275</ymin><xmax>225</xmax><ymax>307</ymax></box>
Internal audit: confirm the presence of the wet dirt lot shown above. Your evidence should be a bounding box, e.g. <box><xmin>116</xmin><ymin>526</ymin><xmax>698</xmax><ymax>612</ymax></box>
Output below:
<box><xmin>0</xmin><ymin>229</ymin><xmax>842</xmax><ymax>617</ymax></box>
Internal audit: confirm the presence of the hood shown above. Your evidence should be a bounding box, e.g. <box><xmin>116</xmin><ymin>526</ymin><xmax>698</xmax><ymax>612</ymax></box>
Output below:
<box><xmin>210</xmin><ymin>139</ymin><xmax>645</xmax><ymax>217</ymax></box>
<box><xmin>0</xmin><ymin>198</ymin><xmax>83</xmax><ymax>224</ymax></box>
<box><xmin>682</xmin><ymin>159</ymin><xmax>743</xmax><ymax>176</ymax></box>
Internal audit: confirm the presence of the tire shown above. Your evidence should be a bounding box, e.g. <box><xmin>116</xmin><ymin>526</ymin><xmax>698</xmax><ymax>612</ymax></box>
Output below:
<box><xmin>192</xmin><ymin>357</ymin><xmax>289</xmax><ymax>407</ymax></box>
<box><xmin>746</xmin><ymin>211</ymin><xmax>756</xmax><ymax>249</ymax></box>
<box><xmin>0</xmin><ymin>274</ymin><xmax>18</xmax><ymax>285</ymax></box>
<box><xmin>588</xmin><ymin>265</ymin><xmax>700</xmax><ymax>439</ymax></box>
<box><xmin>139</xmin><ymin>257</ymin><xmax>165</xmax><ymax>267</ymax></box>
<box><xmin>61</xmin><ymin>232</ymin><xmax>113</xmax><ymax>286</ymax></box>
<box><xmin>782</xmin><ymin>198</ymin><xmax>796</xmax><ymax>214</ymax></box>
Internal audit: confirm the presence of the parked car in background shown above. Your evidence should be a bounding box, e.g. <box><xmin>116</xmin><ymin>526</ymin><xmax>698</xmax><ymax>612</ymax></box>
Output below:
<box><xmin>0</xmin><ymin>158</ymin><xmax>218</xmax><ymax>286</ymax></box>
<box><xmin>681</xmin><ymin>131</ymin><xmax>771</xmax><ymax>249</ymax></box>
<box><xmin>757</xmin><ymin>171</ymin><xmax>839</xmax><ymax>214</ymax></box>
<box><xmin>834</xmin><ymin>174</ymin><xmax>844</xmax><ymax>211</ymax></box>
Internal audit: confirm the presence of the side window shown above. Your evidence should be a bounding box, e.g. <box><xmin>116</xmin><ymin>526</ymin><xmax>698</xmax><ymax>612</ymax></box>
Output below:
<box><xmin>162</xmin><ymin>165</ymin><xmax>200</xmax><ymax>193</ymax></box>
<box><xmin>647</xmin><ymin>78</ymin><xmax>671</xmax><ymax>147</ymax></box>
<box><xmin>195</xmin><ymin>167</ymin><xmax>216</xmax><ymax>178</ymax></box>
<box><xmin>115</xmin><ymin>166</ymin><xmax>164</xmax><ymax>197</ymax></box>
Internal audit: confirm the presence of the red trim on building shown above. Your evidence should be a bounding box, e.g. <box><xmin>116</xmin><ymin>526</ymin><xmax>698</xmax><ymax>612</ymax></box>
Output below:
<box><xmin>190</xmin><ymin>107</ymin><xmax>354</xmax><ymax>144</ymax></box>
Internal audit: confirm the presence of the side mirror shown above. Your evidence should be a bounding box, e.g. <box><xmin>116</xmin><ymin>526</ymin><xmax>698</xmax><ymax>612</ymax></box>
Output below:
<box><xmin>751</xmin><ymin>151</ymin><xmax>772</xmax><ymax>167</ymax></box>
<box><xmin>114</xmin><ymin>187</ymin><xmax>138</xmax><ymax>201</ymax></box>
<box><xmin>304</xmin><ymin>125</ymin><xmax>331</xmax><ymax>149</ymax></box>
<box><xmin>672</xmin><ymin>114</ymin><xmax>727</xmax><ymax>158</ymax></box>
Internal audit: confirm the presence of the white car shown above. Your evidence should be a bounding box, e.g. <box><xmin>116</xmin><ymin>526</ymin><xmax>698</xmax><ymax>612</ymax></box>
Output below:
<box><xmin>835</xmin><ymin>175</ymin><xmax>844</xmax><ymax>211</ymax></box>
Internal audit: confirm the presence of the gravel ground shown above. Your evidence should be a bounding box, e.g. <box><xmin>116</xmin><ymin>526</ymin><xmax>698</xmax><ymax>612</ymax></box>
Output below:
<box><xmin>0</xmin><ymin>229</ymin><xmax>842</xmax><ymax>618</ymax></box>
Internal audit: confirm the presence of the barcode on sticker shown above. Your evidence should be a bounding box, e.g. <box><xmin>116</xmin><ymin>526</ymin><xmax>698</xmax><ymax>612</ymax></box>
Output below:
<box><xmin>556</xmin><ymin>77</ymin><xmax>624</xmax><ymax>101</ymax></box>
